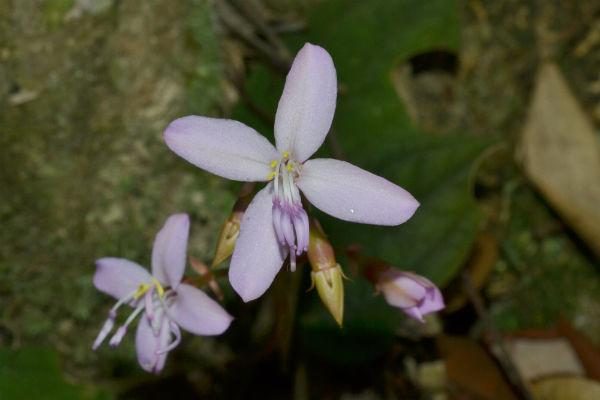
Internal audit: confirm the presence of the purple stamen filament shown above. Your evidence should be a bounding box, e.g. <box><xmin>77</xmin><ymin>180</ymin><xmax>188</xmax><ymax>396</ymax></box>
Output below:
<box><xmin>270</xmin><ymin>153</ymin><xmax>309</xmax><ymax>271</ymax></box>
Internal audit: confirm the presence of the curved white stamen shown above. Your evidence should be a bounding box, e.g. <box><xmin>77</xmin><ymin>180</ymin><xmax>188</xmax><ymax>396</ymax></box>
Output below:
<box><xmin>151</xmin><ymin>304</ymin><xmax>165</xmax><ymax>336</ymax></box>
<box><xmin>157</xmin><ymin>321</ymin><xmax>181</xmax><ymax>355</ymax></box>
<box><xmin>93</xmin><ymin>287</ymin><xmax>143</xmax><ymax>350</ymax></box>
<box><xmin>92</xmin><ymin>317</ymin><xmax>115</xmax><ymax>350</ymax></box>
<box><xmin>109</xmin><ymin>303</ymin><xmax>145</xmax><ymax>347</ymax></box>
<box><xmin>109</xmin><ymin>287</ymin><xmax>141</xmax><ymax>316</ymax></box>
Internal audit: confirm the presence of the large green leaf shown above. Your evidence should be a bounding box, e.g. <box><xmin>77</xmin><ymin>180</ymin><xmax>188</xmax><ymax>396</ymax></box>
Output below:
<box><xmin>301</xmin><ymin>0</ymin><xmax>487</xmax><ymax>286</ymax></box>
<box><xmin>0</xmin><ymin>347</ymin><xmax>109</xmax><ymax>399</ymax></box>
<box><xmin>236</xmin><ymin>0</ymin><xmax>488</xmax><ymax>286</ymax></box>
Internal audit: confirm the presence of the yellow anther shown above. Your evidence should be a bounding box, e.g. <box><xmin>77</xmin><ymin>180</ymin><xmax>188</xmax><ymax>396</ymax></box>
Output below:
<box><xmin>151</xmin><ymin>278</ymin><xmax>165</xmax><ymax>298</ymax></box>
<box><xmin>283</xmin><ymin>151</ymin><xmax>289</xmax><ymax>158</ymax></box>
<box><xmin>267</xmin><ymin>171</ymin><xmax>277</xmax><ymax>180</ymax></box>
<box><xmin>286</xmin><ymin>163</ymin><xmax>294</xmax><ymax>171</ymax></box>
<box><xmin>270</xmin><ymin>160</ymin><xmax>277</xmax><ymax>168</ymax></box>
<box><xmin>133</xmin><ymin>283</ymin><xmax>151</xmax><ymax>300</ymax></box>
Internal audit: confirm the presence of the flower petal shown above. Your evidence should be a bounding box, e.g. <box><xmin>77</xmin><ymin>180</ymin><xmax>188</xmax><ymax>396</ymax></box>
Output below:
<box><xmin>420</xmin><ymin>287</ymin><xmax>445</xmax><ymax>314</ymax></box>
<box><xmin>380</xmin><ymin>275</ymin><xmax>427</xmax><ymax>309</ymax></box>
<box><xmin>135</xmin><ymin>315</ymin><xmax>170</xmax><ymax>374</ymax></box>
<box><xmin>151</xmin><ymin>213</ymin><xmax>189</xmax><ymax>288</ymax></box>
<box><xmin>297</xmin><ymin>159</ymin><xmax>419</xmax><ymax>225</ymax></box>
<box><xmin>93</xmin><ymin>258</ymin><xmax>152</xmax><ymax>300</ymax></box>
<box><xmin>229</xmin><ymin>184</ymin><xmax>288</xmax><ymax>302</ymax></box>
<box><xmin>164</xmin><ymin>116</ymin><xmax>278</xmax><ymax>181</ymax></box>
<box><xmin>274</xmin><ymin>43</ymin><xmax>337</xmax><ymax>162</ymax></box>
<box><xmin>169</xmin><ymin>284</ymin><xmax>233</xmax><ymax>336</ymax></box>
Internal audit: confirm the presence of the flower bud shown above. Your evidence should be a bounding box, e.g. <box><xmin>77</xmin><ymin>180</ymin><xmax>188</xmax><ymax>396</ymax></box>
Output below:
<box><xmin>308</xmin><ymin>219</ymin><xmax>344</xmax><ymax>326</ymax></box>
<box><xmin>307</xmin><ymin>219</ymin><xmax>336</xmax><ymax>272</ymax></box>
<box><xmin>377</xmin><ymin>269</ymin><xmax>444</xmax><ymax>323</ymax></box>
<box><xmin>311</xmin><ymin>264</ymin><xmax>344</xmax><ymax>327</ymax></box>
<box><xmin>211</xmin><ymin>183</ymin><xmax>254</xmax><ymax>267</ymax></box>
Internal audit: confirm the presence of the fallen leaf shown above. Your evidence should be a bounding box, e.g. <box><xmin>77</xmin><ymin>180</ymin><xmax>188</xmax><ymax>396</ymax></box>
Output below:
<box><xmin>505</xmin><ymin>337</ymin><xmax>584</xmax><ymax>382</ymax></box>
<box><xmin>531</xmin><ymin>376</ymin><xmax>600</xmax><ymax>400</ymax></box>
<box><xmin>437</xmin><ymin>335</ymin><xmax>516</xmax><ymax>399</ymax></box>
<box><xmin>557</xmin><ymin>318</ymin><xmax>600</xmax><ymax>381</ymax></box>
<box><xmin>518</xmin><ymin>63</ymin><xmax>600</xmax><ymax>257</ymax></box>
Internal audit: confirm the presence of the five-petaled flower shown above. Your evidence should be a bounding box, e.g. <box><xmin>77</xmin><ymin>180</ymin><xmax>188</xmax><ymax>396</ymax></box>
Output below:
<box><xmin>92</xmin><ymin>214</ymin><xmax>233</xmax><ymax>373</ymax></box>
<box><xmin>164</xmin><ymin>43</ymin><xmax>420</xmax><ymax>302</ymax></box>
<box><xmin>378</xmin><ymin>269</ymin><xmax>445</xmax><ymax>323</ymax></box>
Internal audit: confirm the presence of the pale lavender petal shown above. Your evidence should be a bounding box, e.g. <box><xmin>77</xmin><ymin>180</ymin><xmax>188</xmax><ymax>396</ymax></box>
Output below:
<box><xmin>297</xmin><ymin>159</ymin><xmax>420</xmax><ymax>225</ymax></box>
<box><xmin>400</xmin><ymin>271</ymin><xmax>435</xmax><ymax>288</ymax></box>
<box><xmin>419</xmin><ymin>287</ymin><xmax>445</xmax><ymax>314</ymax></box>
<box><xmin>135</xmin><ymin>315</ymin><xmax>170</xmax><ymax>374</ymax></box>
<box><xmin>380</xmin><ymin>270</ymin><xmax>445</xmax><ymax>322</ymax></box>
<box><xmin>395</xmin><ymin>271</ymin><xmax>444</xmax><ymax>314</ymax></box>
<box><xmin>151</xmin><ymin>213</ymin><xmax>189</xmax><ymax>288</ymax></box>
<box><xmin>380</xmin><ymin>276</ymin><xmax>426</xmax><ymax>309</ymax></box>
<box><xmin>164</xmin><ymin>116</ymin><xmax>278</xmax><ymax>181</ymax></box>
<box><xmin>157</xmin><ymin>322</ymin><xmax>181</xmax><ymax>355</ymax></box>
<box><xmin>93</xmin><ymin>258</ymin><xmax>152</xmax><ymax>300</ymax></box>
<box><xmin>274</xmin><ymin>43</ymin><xmax>337</xmax><ymax>162</ymax></box>
<box><xmin>229</xmin><ymin>184</ymin><xmax>289</xmax><ymax>302</ymax></box>
<box><xmin>169</xmin><ymin>284</ymin><xmax>233</xmax><ymax>336</ymax></box>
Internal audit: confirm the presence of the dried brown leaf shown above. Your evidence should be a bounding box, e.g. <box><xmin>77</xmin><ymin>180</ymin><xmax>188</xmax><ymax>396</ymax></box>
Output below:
<box><xmin>437</xmin><ymin>335</ymin><xmax>517</xmax><ymax>399</ymax></box>
<box><xmin>531</xmin><ymin>376</ymin><xmax>600</xmax><ymax>400</ymax></box>
<box><xmin>518</xmin><ymin>63</ymin><xmax>600</xmax><ymax>257</ymax></box>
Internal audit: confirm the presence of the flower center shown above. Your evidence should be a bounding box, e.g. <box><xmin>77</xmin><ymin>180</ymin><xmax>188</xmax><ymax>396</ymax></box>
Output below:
<box><xmin>93</xmin><ymin>278</ymin><xmax>179</xmax><ymax>351</ymax></box>
<box><xmin>268</xmin><ymin>151</ymin><xmax>309</xmax><ymax>271</ymax></box>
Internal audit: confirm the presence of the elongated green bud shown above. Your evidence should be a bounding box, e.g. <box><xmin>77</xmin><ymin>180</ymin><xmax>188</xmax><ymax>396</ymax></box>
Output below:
<box><xmin>308</xmin><ymin>219</ymin><xmax>344</xmax><ymax>327</ymax></box>
<box><xmin>211</xmin><ymin>183</ymin><xmax>254</xmax><ymax>267</ymax></box>
<box><xmin>311</xmin><ymin>264</ymin><xmax>344</xmax><ymax>327</ymax></box>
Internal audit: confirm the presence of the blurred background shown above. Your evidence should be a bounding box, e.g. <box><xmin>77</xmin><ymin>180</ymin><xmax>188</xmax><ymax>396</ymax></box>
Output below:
<box><xmin>1</xmin><ymin>0</ymin><xmax>600</xmax><ymax>398</ymax></box>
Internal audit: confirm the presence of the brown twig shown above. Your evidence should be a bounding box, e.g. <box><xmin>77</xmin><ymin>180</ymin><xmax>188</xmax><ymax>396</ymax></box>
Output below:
<box><xmin>232</xmin><ymin>0</ymin><xmax>292</xmax><ymax>64</ymax></box>
<box><xmin>216</xmin><ymin>0</ymin><xmax>289</xmax><ymax>72</ymax></box>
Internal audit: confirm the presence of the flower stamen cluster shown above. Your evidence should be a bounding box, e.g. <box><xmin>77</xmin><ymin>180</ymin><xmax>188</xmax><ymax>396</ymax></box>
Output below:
<box><xmin>269</xmin><ymin>152</ymin><xmax>308</xmax><ymax>271</ymax></box>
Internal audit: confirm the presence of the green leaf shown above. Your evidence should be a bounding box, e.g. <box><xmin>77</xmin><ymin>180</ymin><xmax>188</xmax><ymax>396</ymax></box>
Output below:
<box><xmin>0</xmin><ymin>347</ymin><xmax>109</xmax><ymax>400</ymax></box>
<box><xmin>304</xmin><ymin>0</ymin><xmax>488</xmax><ymax>286</ymax></box>
<box><xmin>324</xmin><ymin>135</ymin><xmax>488</xmax><ymax>286</ymax></box>
<box><xmin>235</xmin><ymin>0</ymin><xmax>488</xmax><ymax>286</ymax></box>
<box><xmin>300</xmin><ymin>276</ymin><xmax>403</xmax><ymax>365</ymax></box>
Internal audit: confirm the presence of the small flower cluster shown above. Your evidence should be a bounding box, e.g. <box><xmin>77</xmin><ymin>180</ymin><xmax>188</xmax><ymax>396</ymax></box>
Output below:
<box><xmin>93</xmin><ymin>43</ymin><xmax>444</xmax><ymax>373</ymax></box>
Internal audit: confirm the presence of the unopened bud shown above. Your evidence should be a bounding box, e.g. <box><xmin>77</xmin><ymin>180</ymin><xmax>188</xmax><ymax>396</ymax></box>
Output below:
<box><xmin>311</xmin><ymin>264</ymin><xmax>344</xmax><ymax>327</ymax></box>
<box><xmin>211</xmin><ymin>183</ymin><xmax>254</xmax><ymax>267</ymax></box>
<box><xmin>378</xmin><ymin>269</ymin><xmax>444</xmax><ymax>323</ymax></box>
<box><xmin>307</xmin><ymin>219</ymin><xmax>336</xmax><ymax>271</ymax></box>
<box><xmin>307</xmin><ymin>219</ymin><xmax>344</xmax><ymax>326</ymax></box>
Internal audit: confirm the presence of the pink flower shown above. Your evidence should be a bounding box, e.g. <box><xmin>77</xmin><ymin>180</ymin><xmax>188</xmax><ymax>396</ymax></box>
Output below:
<box><xmin>92</xmin><ymin>214</ymin><xmax>233</xmax><ymax>373</ymax></box>
<box><xmin>164</xmin><ymin>43</ymin><xmax>419</xmax><ymax>302</ymax></box>
<box><xmin>378</xmin><ymin>270</ymin><xmax>444</xmax><ymax>322</ymax></box>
